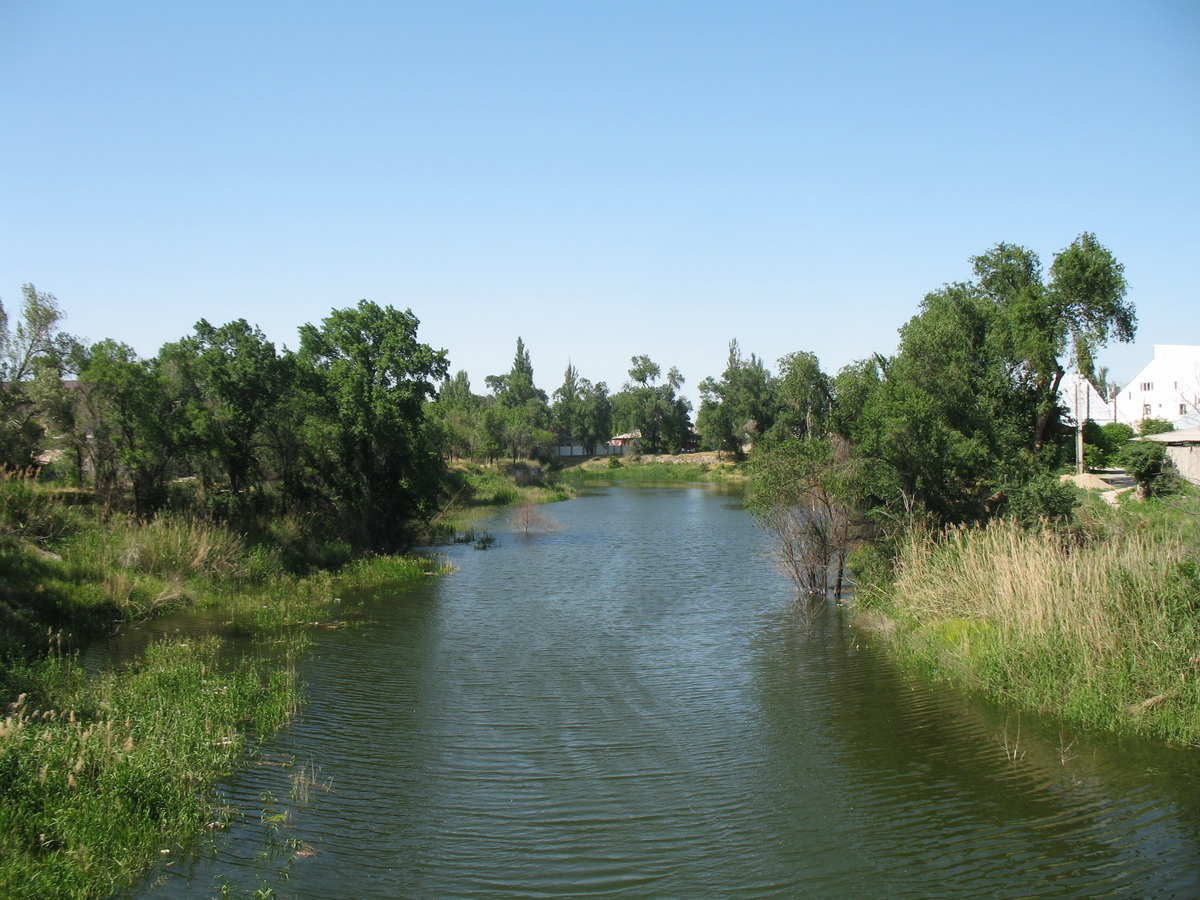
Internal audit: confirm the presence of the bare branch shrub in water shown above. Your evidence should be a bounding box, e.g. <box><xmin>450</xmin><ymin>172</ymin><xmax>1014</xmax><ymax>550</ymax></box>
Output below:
<box><xmin>749</xmin><ymin>436</ymin><xmax>863</xmax><ymax>598</ymax></box>
<box><xmin>512</xmin><ymin>499</ymin><xmax>559</xmax><ymax>536</ymax></box>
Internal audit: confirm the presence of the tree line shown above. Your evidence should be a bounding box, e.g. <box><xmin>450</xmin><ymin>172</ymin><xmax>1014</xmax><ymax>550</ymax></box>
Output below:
<box><xmin>2</xmin><ymin>232</ymin><xmax>1138</xmax><ymax>559</ymax></box>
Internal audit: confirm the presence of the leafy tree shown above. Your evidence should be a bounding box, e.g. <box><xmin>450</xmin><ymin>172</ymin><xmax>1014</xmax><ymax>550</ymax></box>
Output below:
<box><xmin>772</xmin><ymin>350</ymin><xmax>832</xmax><ymax>442</ymax></box>
<box><xmin>1119</xmin><ymin>441</ymin><xmax>1176</xmax><ymax>498</ymax></box>
<box><xmin>430</xmin><ymin>370</ymin><xmax>484</xmax><ymax>460</ymax></box>
<box><xmin>1083</xmin><ymin>420</ymin><xmax>1134</xmax><ymax>469</ymax></box>
<box><xmin>76</xmin><ymin>340</ymin><xmax>182</xmax><ymax>516</ymax></box>
<box><xmin>159</xmin><ymin>319</ymin><xmax>287</xmax><ymax>499</ymax></box>
<box><xmin>832</xmin><ymin>235</ymin><xmax>1134</xmax><ymax>525</ymax></box>
<box><xmin>697</xmin><ymin>340</ymin><xmax>777</xmax><ymax>459</ymax></box>
<box><xmin>486</xmin><ymin>337</ymin><xmax>547</xmax><ymax>409</ymax></box>
<box><xmin>747</xmin><ymin>435</ymin><xmax>864</xmax><ymax>597</ymax></box>
<box><xmin>552</xmin><ymin>364</ymin><xmax>612</xmax><ymax>454</ymax></box>
<box><xmin>971</xmin><ymin>233</ymin><xmax>1133</xmax><ymax>451</ymax></box>
<box><xmin>296</xmin><ymin>301</ymin><xmax>448</xmax><ymax>549</ymax></box>
<box><xmin>611</xmin><ymin>356</ymin><xmax>692</xmax><ymax>454</ymax></box>
<box><xmin>486</xmin><ymin>338</ymin><xmax>553</xmax><ymax>460</ymax></box>
<box><xmin>0</xmin><ymin>285</ymin><xmax>75</xmax><ymax>469</ymax></box>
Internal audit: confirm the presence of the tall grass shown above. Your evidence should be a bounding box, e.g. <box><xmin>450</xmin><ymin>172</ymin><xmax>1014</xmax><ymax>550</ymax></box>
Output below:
<box><xmin>0</xmin><ymin>636</ymin><xmax>301</xmax><ymax>899</ymax></box>
<box><xmin>876</xmin><ymin>516</ymin><xmax>1200</xmax><ymax>744</ymax></box>
<box><xmin>0</xmin><ymin>477</ymin><xmax>448</xmax><ymax>896</ymax></box>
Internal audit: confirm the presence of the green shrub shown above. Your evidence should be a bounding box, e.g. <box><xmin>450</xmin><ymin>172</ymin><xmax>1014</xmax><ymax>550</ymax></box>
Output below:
<box><xmin>1086</xmin><ymin>421</ymin><xmax>1135</xmax><ymax>469</ymax></box>
<box><xmin>1138</xmin><ymin>418</ymin><xmax>1175</xmax><ymax>436</ymax></box>
<box><xmin>1119</xmin><ymin>441</ymin><xmax>1178</xmax><ymax>497</ymax></box>
<box><xmin>1005</xmin><ymin>473</ymin><xmax>1078</xmax><ymax>526</ymax></box>
<box><xmin>0</xmin><ymin>470</ymin><xmax>80</xmax><ymax>549</ymax></box>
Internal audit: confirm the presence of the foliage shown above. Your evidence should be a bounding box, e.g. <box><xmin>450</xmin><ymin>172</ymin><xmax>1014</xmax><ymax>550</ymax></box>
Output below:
<box><xmin>160</xmin><ymin>319</ymin><xmax>288</xmax><ymax>499</ymax></box>
<box><xmin>1083</xmin><ymin>420</ymin><xmax>1134</xmax><ymax>469</ymax></box>
<box><xmin>296</xmin><ymin>300</ymin><xmax>448</xmax><ymax>549</ymax></box>
<box><xmin>0</xmin><ymin>285</ymin><xmax>76</xmax><ymax>470</ymax></box>
<box><xmin>697</xmin><ymin>339</ymin><xmax>777</xmax><ymax>459</ymax></box>
<box><xmin>552</xmin><ymin>363</ymin><xmax>612</xmax><ymax>455</ymax></box>
<box><xmin>1003</xmin><ymin>473</ymin><xmax>1078</xmax><ymax>526</ymax></box>
<box><xmin>76</xmin><ymin>340</ymin><xmax>184</xmax><ymax>517</ymax></box>
<box><xmin>1119</xmin><ymin>441</ymin><xmax>1177</xmax><ymax>498</ymax></box>
<box><xmin>827</xmin><ymin>236</ymin><xmax>1132</xmax><ymax>526</ymax></box>
<box><xmin>610</xmin><ymin>355</ymin><xmax>693</xmax><ymax>454</ymax></box>
<box><xmin>875</xmin><ymin>513</ymin><xmax>1200</xmax><ymax>744</ymax></box>
<box><xmin>1138</xmin><ymin>417</ymin><xmax>1175</xmax><ymax>436</ymax></box>
<box><xmin>747</xmin><ymin>436</ymin><xmax>865</xmax><ymax>598</ymax></box>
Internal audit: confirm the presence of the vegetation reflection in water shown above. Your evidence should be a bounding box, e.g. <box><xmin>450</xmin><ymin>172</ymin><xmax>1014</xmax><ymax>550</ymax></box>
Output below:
<box><xmin>132</xmin><ymin>485</ymin><xmax>1200</xmax><ymax>899</ymax></box>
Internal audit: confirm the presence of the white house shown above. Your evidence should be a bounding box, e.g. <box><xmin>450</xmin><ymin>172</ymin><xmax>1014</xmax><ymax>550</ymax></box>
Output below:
<box><xmin>1115</xmin><ymin>345</ymin><xmax>1200</xmax><ymax>430</ymax></box>
<box><xmin>1058</xmin><ymin>371</ymin><xmax>1111</xmax><ymax>426</ymax></box>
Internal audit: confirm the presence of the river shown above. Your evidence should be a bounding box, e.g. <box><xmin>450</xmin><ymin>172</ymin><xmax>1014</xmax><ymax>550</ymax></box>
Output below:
<box><xmin>128</xmin><ymin>483</ymin><xmax>1200</xmax><ymax>898</ymax></box>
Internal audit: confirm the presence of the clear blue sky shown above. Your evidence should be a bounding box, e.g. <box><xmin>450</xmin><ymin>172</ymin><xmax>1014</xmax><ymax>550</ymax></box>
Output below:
<box><xmin>3</xmin><ymin>1</ymin><xmax>1197</xmax><ymax>406</ymax></box>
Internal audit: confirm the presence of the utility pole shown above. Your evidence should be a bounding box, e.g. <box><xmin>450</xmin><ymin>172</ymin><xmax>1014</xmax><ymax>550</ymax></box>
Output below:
<box><xmin>1075</xmin><ymin>371</ymin><xmax>1085</xmax><ymax>475</ymax></box>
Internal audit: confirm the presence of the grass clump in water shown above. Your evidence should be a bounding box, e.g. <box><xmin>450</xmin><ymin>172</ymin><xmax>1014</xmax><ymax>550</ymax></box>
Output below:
<box><xmin>0</xmin><ymin>635</ymin><xmax>301</xmax><ymax>899</ymax></box>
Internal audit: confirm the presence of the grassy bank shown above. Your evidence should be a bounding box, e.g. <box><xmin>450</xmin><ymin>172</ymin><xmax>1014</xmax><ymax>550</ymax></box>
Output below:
<box><xmin>560</xmin><ymin>452</ymin><xmax>745</xmax><ymax>483</ymax></box>
<box><xmin>0</xmin><ymin>472</ymin><xmax>447</xmax><ymax>898</ymax></box>
<box><xmin>857</xmin><ymin>494</ymin><xmax>1200</xmax><ymax>745</ymax></box>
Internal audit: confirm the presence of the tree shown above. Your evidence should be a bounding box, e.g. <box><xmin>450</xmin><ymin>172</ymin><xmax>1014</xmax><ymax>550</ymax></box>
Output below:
<box><xmin>430</xmin><ymin>370</ymin><xmax>483</xmax><ymax>460</ymax></box>
<box><xmin>77</xmin><ymin>340</ymin><xmax>182</xmax><ymax>516</ymax></box>
<box><xmin>972</xmin><ymin>233</ymin><xmax>1133</xmax><ymax>452</ymax></box>
<box><xmin>552</xmin><ymin>363</ymin><xmax>612</xmax><ymax>454</ymax></box>
<box><xmin>747</xmin><ymin>435</ymin><xmax>863</xmax><ymax>598</ymax></box>
<box><xmin>1119</xmin><ymin>441</ymin><xmax>1176</xmax><ymax>498</ymax></box>
<box><xmin>611</xmin><ymin>356</ymin><xmax>692</xmax><ymax>454</ymax></box>
<box><xmin>832</xmin><ymin>235</ymin><xmax>1134</xmax><ymax>526</ymax></box>
<box><xmin>697</xmin><ymin>339</ymin><xmax>777</xmax><ymax>459</ymax></box>
<box><xmin>486</xmin><ymin>338</ymin><xmax>553</xmax><ymax>460</ymax></box>
<box><xmin>772</xmin><ymin>350</ymin><xmax>832</xmax><ymax>442</ymax></box>
<box><xmin>296</xmin><ymin>301</ymin><xmax>448</xmax><ymax>549</ymax></box>
<box><xmin>0</xmin><ymin>285</ymin><xmax>75</xmax><ymax>469</ymax></box>
<box><xmin>160</xmin><ymin>319</ymin><xmax>286</xmax><ymax>500</ymax></box>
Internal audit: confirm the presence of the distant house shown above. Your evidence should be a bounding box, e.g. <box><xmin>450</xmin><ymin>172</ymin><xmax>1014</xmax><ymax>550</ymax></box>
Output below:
<box><xmin>1117</xmin><ymin>344</ymin><xmax>1200</xmax><ymax>430</ymax></box>
<box><xmin>551</xmin><ymin>438</ymin><xmax>623</xmax><ymax>458</ymax></box>
<box><xmin>1138</xmin><ymin>427</ymin><xmax>1200</xmax><ymax>486</ymax></box>
<box><xmin>605</xmin><ymin>431</ymin><xmax>639</xmax><ymax>455</ymax></box>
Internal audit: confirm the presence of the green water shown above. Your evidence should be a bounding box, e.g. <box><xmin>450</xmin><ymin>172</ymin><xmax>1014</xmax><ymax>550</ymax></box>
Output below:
<box><xmin>129</xmin><ymin>484</ymin><xmax>1200</xmax><ymax>898</ymax></box>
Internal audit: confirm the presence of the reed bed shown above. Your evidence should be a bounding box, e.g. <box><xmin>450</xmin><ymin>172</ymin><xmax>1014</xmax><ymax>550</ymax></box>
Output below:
<box><xmin>882</xmin><ymin>517</ymin><xmax>1200</xmax><ymax>744</ymax></box>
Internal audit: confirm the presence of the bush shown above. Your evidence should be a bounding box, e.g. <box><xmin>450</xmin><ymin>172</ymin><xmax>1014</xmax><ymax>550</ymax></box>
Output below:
<box><xmin>1139</xmin><ymin>418</ymin><xmax>1175</xmax><ymax>437</ymax></box>
<box><xmin>1119</xmin><ymin>441</ymin><xmax>1178</xmax><ymax>497</ymax></box>
<box><xmin>0</xmin><ymin>470</ymin><xmax>80</xmax><ymax>549</ymax></box>
<box><xmin>1005</xmin><ymin>474</ymin><xmax>1078</xmax><ymax>526</ymax></box>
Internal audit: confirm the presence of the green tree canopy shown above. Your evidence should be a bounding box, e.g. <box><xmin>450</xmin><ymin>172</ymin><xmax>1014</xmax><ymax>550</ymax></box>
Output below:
<box><xmin>296</xmin><ymin>300</ymin><xmax>448</xmax><ymax>549</ymax></box>
<box><xmin>697</xmin><ymin>339</ymin><xmax>778</xmax><ymax>459</ymax></box>
<box><xmin>611</xmin><ymin>356</ymin><xmax>692</xmax><ymax>454</ymax></box>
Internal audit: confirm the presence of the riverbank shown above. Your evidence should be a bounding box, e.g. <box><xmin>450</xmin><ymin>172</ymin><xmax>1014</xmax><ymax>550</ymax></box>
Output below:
<box><xmin>854</xmin><ymin>490</ymin><xmax>1200</xmax><ymax>746</ymax></box>
<box><xmin>559</xmin><ymin>451</ymin><xmax>746</xmax><ymax>482</ymax></box>
<box><xmin>0</xmin><ymin>465</ymin><xmax>508</xmax><ymax>898</ymax></box>
<box><xmin>0</xmin><ymin>536</ymin><xmax>444</xmax><ymax>898</ymax></box>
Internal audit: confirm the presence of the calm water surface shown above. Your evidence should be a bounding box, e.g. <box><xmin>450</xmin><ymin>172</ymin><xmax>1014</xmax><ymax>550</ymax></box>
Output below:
<box><xmin>130</xmin><ymin>484</ymin><xmax>1200</xmax><ymax>898</ymax></box>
